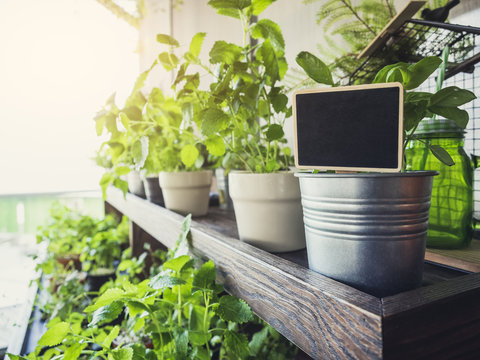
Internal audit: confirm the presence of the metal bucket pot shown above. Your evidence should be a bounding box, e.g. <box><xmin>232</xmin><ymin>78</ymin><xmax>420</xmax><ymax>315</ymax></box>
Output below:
<box><xmin>296</xmin><ymin>171</ymin><xmax>437</xmax><ymax>297</ymax></box>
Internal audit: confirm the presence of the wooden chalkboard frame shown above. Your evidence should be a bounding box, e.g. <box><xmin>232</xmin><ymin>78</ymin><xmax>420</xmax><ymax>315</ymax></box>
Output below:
<box><xmin>293</xmin><ymin>83</ymin><xmax>404</xmax><ymax>173</ymax></box>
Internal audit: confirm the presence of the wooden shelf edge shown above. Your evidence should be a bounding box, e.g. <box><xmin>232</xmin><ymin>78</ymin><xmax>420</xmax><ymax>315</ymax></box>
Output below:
<box><xmin>5</xmin><ymin>280</ymin><xmax>38</xmax><ymax>358</ymax></box>
<box><xmin>425</xmin><ymin>250</ymin><xmax>480</xmax><ymax>273</ymax></box>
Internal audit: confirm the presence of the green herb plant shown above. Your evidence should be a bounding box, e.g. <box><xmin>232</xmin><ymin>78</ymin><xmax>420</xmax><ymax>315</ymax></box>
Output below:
<box><xmin>80</xmin><ymin>215</ymin><xmax>130</xmax><ymax>274</ymax></box>
<box><xmin>132</xmin><ymin>31</ymin><xmax>220</xmax><ymax>174</ymax></box>
<box><xmin>95</xmin><ymin>64</ymin><xmax>155</xmax><ymax>198</ymax></box>
<box><xmin>12</xmin><ymin>215</ymin><xmax>298</xmax><ymax>360</ymax></box>
<box><xmin>36</xmin><ymin>202</ymin><xmax>96</xmax><ymax>262</ymax></box>
<box><xmin>296</xmin><ymin>51</ymin><xmax>477</xmax><ymax>169</ymax></box>
<box><xmin>191</xmin><ymin>0</ymin><xmax>293</xmax><ymax>173</ymax></box>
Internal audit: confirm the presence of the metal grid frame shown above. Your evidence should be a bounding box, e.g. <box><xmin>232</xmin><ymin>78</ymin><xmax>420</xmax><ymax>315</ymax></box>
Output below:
<box><xmin>349</xmin><ymin>19</ymin><xmax>480</xmax><ymax>215</ymax></box>
<box><xmin>350</xmin><ymin>20</ymin><xmax>480</xmax><ymax>84</ymax></box>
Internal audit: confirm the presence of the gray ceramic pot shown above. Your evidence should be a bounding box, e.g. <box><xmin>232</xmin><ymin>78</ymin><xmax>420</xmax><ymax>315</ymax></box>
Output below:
<box><xmin>143</xmin><ymin>176</ymin><xmax>164</xmax><ymax>206</ymax></box>
<box><xmin>215</xmin><ymin>168</ymin><xmax>233</xmax><ymax>210</ymax></box>
<box><xmin>296</xmin><ymin>171</ymin><xmax>437</xmax><ymax>297</ymax></box>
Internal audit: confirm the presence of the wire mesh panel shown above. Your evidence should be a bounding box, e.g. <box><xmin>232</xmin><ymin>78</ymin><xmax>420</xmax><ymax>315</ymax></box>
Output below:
<box><xmin>350</xmin><ymin>20</ymin><xmax>480</xmax><ymax>84</ymax></box>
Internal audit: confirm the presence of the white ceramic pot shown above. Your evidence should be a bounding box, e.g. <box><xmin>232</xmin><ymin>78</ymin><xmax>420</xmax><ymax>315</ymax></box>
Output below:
<box><xmin>229</xmin><ymin>171</ymin><xmax>306</xmax><ymax>252</ymax></box>
<box><xmin>127</xmin><ymin>170</ymin><xmax>146</xmax><ymax>198</ymax></box>
<box><xmin>159</xmin><ymin>170</ymin><xmax>213</xmax><ymax>217</ymax></box>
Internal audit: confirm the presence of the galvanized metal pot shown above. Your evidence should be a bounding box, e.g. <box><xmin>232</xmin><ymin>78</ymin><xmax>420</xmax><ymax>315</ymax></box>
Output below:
<box><xmin>229</xmin><ymin>171</ymin><xmax>306</xmax><ymax>252</ymax></box>
<box><xmin>295</xmin><ymin>171</ymin><xmax>437</xmax><ymax>297</ymax></box>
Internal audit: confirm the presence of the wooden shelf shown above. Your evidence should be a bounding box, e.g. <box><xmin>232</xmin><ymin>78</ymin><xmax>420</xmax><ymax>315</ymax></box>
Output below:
<box><xmin>426</xmin><ymin>240</ymin><xmax>480</xmax><ymax>273</ymax></box>
<box><xmin>106</xmin><ymin>187</ymin><xmax>480</xmax><ymax>359</ymax></box>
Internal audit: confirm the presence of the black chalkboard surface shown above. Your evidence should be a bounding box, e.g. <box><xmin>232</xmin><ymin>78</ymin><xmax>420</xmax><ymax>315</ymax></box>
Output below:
<box><xmin>293</xmin><ymin>83</ymin><xmax>403</xmax><ymax>172</ymax></box>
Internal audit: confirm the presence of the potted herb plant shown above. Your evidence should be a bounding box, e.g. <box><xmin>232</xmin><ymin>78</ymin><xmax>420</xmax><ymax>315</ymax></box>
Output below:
<box><xmin>95</xmin><ymin>64</ymin><xmax>156</xmax><ymax>200</ymax></box>
<box><xmin>194</xmin><ymin>0</ymin><xmax>305</xmax><ymax>252</ymax></box>
<box><xmin>294</xmin><ymin>52</ymin><xmax>476</xmax><ymax>296</ymax></box>
<box><xmin>80</xmin><ymin>215</ymin><xmax>130</xmax><ymax>292</ymax></box>
<box><xmin>137</xmin><ymin>33</ymin><xmax>219</xmax><ymax>217</ymax></box>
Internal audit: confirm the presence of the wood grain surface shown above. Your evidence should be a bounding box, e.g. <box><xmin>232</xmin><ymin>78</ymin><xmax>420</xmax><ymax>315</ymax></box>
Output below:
<box><xmin>425</xmin><ymin>239</ymin><xmax>480</xmax><ymax>273</ymax></box>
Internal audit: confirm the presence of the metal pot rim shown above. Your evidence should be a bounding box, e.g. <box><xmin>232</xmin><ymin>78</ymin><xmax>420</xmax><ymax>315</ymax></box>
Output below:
<box><xmin>295</xmin><ymin>170</ymin><xmax>438</xmax><ymax>178</ymax></box>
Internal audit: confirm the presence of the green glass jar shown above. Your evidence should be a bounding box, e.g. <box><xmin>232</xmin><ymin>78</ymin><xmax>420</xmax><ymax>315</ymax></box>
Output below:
<box><xmin>406</xmin><ymin>131</ymin><xmax>473</xmax><ymax>249</ymax></box>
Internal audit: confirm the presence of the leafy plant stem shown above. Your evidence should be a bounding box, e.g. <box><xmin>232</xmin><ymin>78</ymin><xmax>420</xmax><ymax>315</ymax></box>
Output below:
<box><xmin>384</xmin><ymin>0</ymin><xmax>394</xmax><ymax>18</ymax></box>
<box><xmin>203</xmin><ymin>291</ymin><xmax>211</xmax><ymax>355</ymax></box>
<box><xmin>339</xmin><ymin>0</ymin><xmax>376</xmax><ymax>35</ymax></box>
<box><xmin>178</xmin><ymin>284</ymin><xmax>182</xmax><ymax>327</ymax></box>
<box><xmin>146</xmin><ymin>303</ymin><xmax>165</xmax><ymax>359</ymax></box>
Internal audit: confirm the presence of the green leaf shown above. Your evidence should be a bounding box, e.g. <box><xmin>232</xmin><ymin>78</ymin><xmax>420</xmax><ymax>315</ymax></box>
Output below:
<box><xmin>224</xmin><ymin>330</ymin><xmax>250</xmax><ymax>358</ymax></box>
<box><xmin>249</xmin><ymin>326</ymin><xmax>269</xmax><ymax>355</ymax></box>
<box><xmin>127</xmin><ymin>300</ymin><xmax>150</xmax><ymax>317</ymax></box>
<box><xmin>209</xmin><ymin>40</ymin><xmax>242</xmax><ymax>65</ymax></box>
<box><xmin>406</xmin><ymin>56</ymin><xmax>442</xmax><ymax>90</ymax></box>
<box><xmin>180</xmin><ymin>144</ymin><xmax>199</xmax><ymax>168</ymax></box>
<box><xmin>428</xmin><ymin>144</ymin><xmax>455</xmax><ymax>166</ymax></box>
<box><xmin>38</xmin><ymin>321</ymin><xmax>70</xmax><ymax>347</ymax></box>
<box><xmin>429</xmin><ymin>86</ymin><xmax>476</xmax><ymax>107</ymax></box>
<box><xmin>119</xmin><ymin>112</ymin><xmax>130</xmax><ymax>129</ymax></box>
<box><xmin>110</xmin><ymin>348</ymin><xmax>133</xmax><ymax>360</ymax></box>
<box><xmin>132</xmin><ymin>136</ymin><xmax>149</xmax><ymax>170</ymax></box>
<box><xmin>89</xmin><ymin>301</ymin><xmax>124</xmax><ymax>327</ymax></box>
<box><xmin>174</xmin><ymin>329</ymin><xmax>188</xmax><ymax>358</ymax></box>
<box><xmin>5</xmin><ymin>354</ymin><xmax>29</xmax><ymax>360</ymax></box>
<box><xmin>205</xmin><ymin>136</ymin><xmax>226</xmax><ymax>156</ymax></box>
<box><xmin>386</xmin><ymin>67</ymin><xmax>406</xmax><ymax>83</ymax></box>
<box><xmin>252</xmin><ymin>0</ymin><xmax>275</xmax><ymax>15</ymax></box>
<box><xmin>95</xmin><ymin>114</ymin><xmax>105</xmax><ymax>136</ymax></box>
<box><xmin>103</xmin><ymin>325</ymin><xmax>120</xmax><ymax>349</ymax></box>
<box><xmin>271</xmin><ymin>93</ymin><xmax>288</xmax><ymax>113</ymax></box>
<box><xmin>193</xmin><ymin>260</ymin><xmax>217</xmax><ymax>290</ymax></box>
<box><xmin>189</xmin><ymin>32</ymin><xmax>206</xmax><ymax>59</ymax></box>
<box><xmin>85</xmin><ymin>288</ymin><xmax>125</xmax><ymax>312</ymax></box>
<box><xmin>200</xmin><ymin>108</ymin><xmax>229</xmax><ymax>136</ymax></box>
<box><xmin>258</xmin><ymin>39</ymin><xmax>279</xmax><ymax>83</ymax></box>
<box><xmin>64</xmin><ymin>343</ymin><xmax>87</xmax><ymax>360</ymax></box>
<box><xmin>149</xmin><ymin>274</ymin><xmax>186</xmax><ymax>289</ymax></box>
<box><xmin>164</xmin><ymin>255</ymin><xmax>192</xmax><ymax>272</ymax></box>
<box><xmin>216</xmin><ymin>295</ymin><xmax>253</xmax><ymax>323</ymax></box>
<box><xmin>100</xmin><ymin>173</ymin><xmax>115</xmax><ymax>199</ymax></box>
<box><xmin>208</xmin><ymin>0</ymin><xmax>251</xmax><ymax>10</ymax></box>
<box><xmin>251</xmin><ymin>19</ymin><xmax>284</xmax><ymax>53</ymax></box>
<box><xmin>115</xmin><ymin>166</ymin><xmax>131</xmax><ymax>176</ymax></box>
<box><xmin>404</xmin><ymin>101</ymin><xmax>428</xmax><ymax>132</ymax></box>
<box><xmin>428</xmin><ymin>105</ymin><xmax>469</xmax><ymax>129</ymax></box>
<box><xmin>296</xmin><ymin>51</ymin><xmax>333</xmax><ymax>85</ymax></box>
<box><xmin>188</xmin><ymin>305</ymin><xmax>212</xmax><ymax>346</ymax></box>
<box><xmin>113</xmin><ymin>178</ymin><xmax>129</xmax><ymax>197</ymax></box>
<box><xmin>265</xmin><ymin>124</ymin><xmax>284</xmax><ymax>141</ymax></box>
<box><xmin>373</xmin><ymin>63</ymin><xmax>400</xmax><ymax>84</ymax></box>
<box><xmin>156</xmin><ymin>33</ymin><xmax>179</xmax><ymax>47</ymax></box>
<box><xmin>158</xmin><ymin>52</ymin><xmax>179</xmax><ymax>71</ymax></box>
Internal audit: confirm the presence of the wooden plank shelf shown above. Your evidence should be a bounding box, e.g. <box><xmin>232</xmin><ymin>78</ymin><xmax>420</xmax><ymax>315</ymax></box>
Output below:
<box><xmin>106</xmin><ymin>187</ymin><xmax>480</xmax><ymax>360</ymax></box>
<box><xmin>425</xmin><ymin>240</ymin><xmax>480</xmax><ymax>273</ymax></box>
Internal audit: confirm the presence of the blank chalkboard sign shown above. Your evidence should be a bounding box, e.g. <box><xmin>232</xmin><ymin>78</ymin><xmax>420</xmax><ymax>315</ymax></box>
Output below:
<box><xmin>293</xmin><ymin>83</ymin><xmax>404</xmax><ymax>172</ymax></box>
